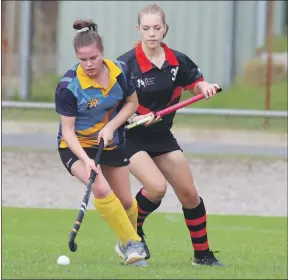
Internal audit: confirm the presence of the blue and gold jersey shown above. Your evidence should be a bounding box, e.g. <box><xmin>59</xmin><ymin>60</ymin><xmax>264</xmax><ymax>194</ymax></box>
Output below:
<box><xmin>55</xmin><ymin>59</ymin><xmax>134</xmax><ymax>149</ymax></box>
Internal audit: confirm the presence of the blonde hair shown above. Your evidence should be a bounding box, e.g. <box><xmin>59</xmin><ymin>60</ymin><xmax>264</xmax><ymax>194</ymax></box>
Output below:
<box><xmin>137</xmin><ymin>4</ymin><xmax>169</xmax><ymax>38</ymax></box>
<box><xmin>134</xmin><ymin>4</ymin><xmax>169</xmax><ymax>47</ymax></box>
<box><xmin>72</xmin><ymin>19</ymin><xmax>104</xmax><ymax>53</ymax></box>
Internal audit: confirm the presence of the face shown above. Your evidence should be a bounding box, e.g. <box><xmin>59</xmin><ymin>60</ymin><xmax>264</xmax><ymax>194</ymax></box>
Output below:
<box><xmin>137</xmin><ymin>13</ymin><xmax>166</xmax><ymax>49</ymax></box>
<box><xmin>76</xmin><ymin>45</ymin><xmax>103</xmax><ymax>77</ymax></box>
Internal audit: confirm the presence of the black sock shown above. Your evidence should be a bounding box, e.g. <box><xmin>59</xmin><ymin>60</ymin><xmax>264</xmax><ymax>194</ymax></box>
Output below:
<box><xmin>182</xmin><ymin>197</ymin><xmax>210</xmax><ymax>257</ymax></box>
<box><xmin>136</xmin><ymin>188</ymin><xmax>161</xmax><ymax>235</ymax></box>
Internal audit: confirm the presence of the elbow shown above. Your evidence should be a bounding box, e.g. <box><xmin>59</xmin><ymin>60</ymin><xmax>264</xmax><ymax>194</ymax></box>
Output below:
<box><xmin>126</xmin><ymin>93</ymin><xmax>139</xmax><ymax>114</ymax></box>
<box><xmin>62</xmin><ymin>127</ymin><xmax>73</xmax><ymax>141</ymax></box>
<box><xmin>132</xmin><ymin>98</ymin><xmax>139</xmax><ymax>113</ymax></box>
<box><xmin>62</xmin><ymin>130</ymin><xmax>69</xmax><ymax>142</ymax></box>
<box><xmin>131</xmin><ymin>92</ymin><xmax>139</xmax><ymax>113</ymax></box>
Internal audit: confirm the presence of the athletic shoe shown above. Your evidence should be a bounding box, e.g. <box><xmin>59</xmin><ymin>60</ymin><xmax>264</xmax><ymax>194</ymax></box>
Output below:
<box><xmin>115</xmin><ymin>242</ymin><xmax>126</xmax><ymax>260</ymax></box>
<box><xmin>115</xmin><ymin>240</ymin><xmax>147</xmax><ymax>265</ymax></box>
<box><xmin>138</xmin><ymin>230</ymin><xmax>151</xmax><ymax>260</ymax></box>
<box><xmin>192</xmin><ymin>250</ymin><xmax>224</xmax><ymax>266</ymax></box>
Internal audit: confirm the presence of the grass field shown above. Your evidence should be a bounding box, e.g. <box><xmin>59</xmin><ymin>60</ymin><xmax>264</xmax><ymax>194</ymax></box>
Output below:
<box><xmin>256</xmin><ymin>34</ymin><xmax>288</xmax><ymax>53</ymax></box>
<box><xmin>2</xmin><ymin>109</ymin><xmax>287</xmax><ymax>133</ymax></box>
<box><xmin>2</xmin><ymin>207</ymin><xmax>287</xmax><ymax>279</ymax></box>
<box><xmin>6</xmin><ymin>77</ymin><xmax>288</xmax><ymax>110</ymax></box>
<box><xmin>2</xmin><ymin>79</ymin><xmax>288</xmax><ymax>133</ymax></box>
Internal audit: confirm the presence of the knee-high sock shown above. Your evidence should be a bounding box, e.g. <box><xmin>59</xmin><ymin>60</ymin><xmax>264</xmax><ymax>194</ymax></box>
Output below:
<box><xmin>125</xmin><ymin>197</ymin><xmax>138</xmax><ymax>232</ymax></box>
<box><xmin>93</xmin><ymin>192</ymin><xmax>141</xmax><ymax>244</ymax></box>
<box><xmin>136</xmin><ymin>188</ymin><xmax>161</xmax><ymax>234</ymax></box>
<box><xmin>182</xmin><ymin>197</ymin><xmax>210</xmax><ymax>256</ymax></box>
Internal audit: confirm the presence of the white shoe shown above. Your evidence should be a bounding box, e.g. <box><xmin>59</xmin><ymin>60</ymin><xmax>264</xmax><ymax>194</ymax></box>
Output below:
<box><xmin>115</xmin><ymin>242</ymin><xmax>125</xmax><ymax>260</ymax></box>
<box><xmin>115</xmin><ymin>241</ymin><xmax>147</xmax><ymax>266</ymax></box>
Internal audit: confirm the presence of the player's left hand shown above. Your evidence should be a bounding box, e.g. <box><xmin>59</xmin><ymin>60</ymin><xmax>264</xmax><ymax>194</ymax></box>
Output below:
<box><xmin>144</xmin><ymin>113</ymin><xmax>162</xmax><ymax>126</ymax></box>
<box><xmin>195</xmin><ymin>81</ymin><xmax>220</xmax><ymax>100</ymax></box>
<box><xmin>98</xmin><ymin>125</ymin><xmax>115</xmax><ymax>147</ymax></box>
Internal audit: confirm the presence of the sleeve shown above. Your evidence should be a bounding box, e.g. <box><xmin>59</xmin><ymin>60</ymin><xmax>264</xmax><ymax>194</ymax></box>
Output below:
<box><xmin>177</xmin><ymin>53</ymin><xmax>204</xmax><ymax>90</ymax></box>
<box><xmin>117</xmin><ymin>59</ymin><xmax>136</xmax><ymax>97</ymax></box>
<box><xmin>55</xmin><ymin>88</ymin><xmax>77</xmax><ymax>117</ymax></box>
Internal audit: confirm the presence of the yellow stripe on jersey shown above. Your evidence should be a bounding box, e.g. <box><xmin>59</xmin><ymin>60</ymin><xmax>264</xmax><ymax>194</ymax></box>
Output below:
<box><xmin>76</xmin><ymin>102</ymin><xmax>118</xmax><ymax>136</ymax></box>
<box><xmin>59</xmin><ymin>137</ymin><xmax>116</xmax><ymax>150</ymax></box>
<box><xmin>59</xmin><ymin>103</ymin><xmax>119</xmax><ymax>150</ymax></box>
<box><xmin>77</xmin><ymin>122</ymin><xmax>106</xmax><ymax>136</ymax></box>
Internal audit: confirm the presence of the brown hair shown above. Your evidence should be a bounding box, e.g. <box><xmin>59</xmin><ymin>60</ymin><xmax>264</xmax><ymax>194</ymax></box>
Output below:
<box><xmin>137</xmin><ymin>4</ymin><xmax>169</xmax><ymax>39</ymax></box>
<box><xmin>72</xmin><ymin>19</ymin><xmax>104</xmax><ymax>53</ymax></box>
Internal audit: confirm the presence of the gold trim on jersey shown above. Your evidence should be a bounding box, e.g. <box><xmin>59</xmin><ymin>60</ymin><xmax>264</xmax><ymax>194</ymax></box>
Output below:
<box><xmin>76</xmin><ymin>59</ymin><xmax>122</xmax><ymax>96</ymax></box>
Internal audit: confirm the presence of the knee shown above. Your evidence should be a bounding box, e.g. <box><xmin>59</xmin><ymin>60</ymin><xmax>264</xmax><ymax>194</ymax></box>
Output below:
<box><xmin>180</xmin><ymin>188</ymin><xmax>200</xmax><ymax>208</ymax></box>
<box><xmin>92</xmin><ymin>185</ymin><xmax>111</xmax><ymax>199</ymax></box>
<box><xmin>119</xmin><ymin>196</ymin><xmax>133</xmax><ymax>210</ymax></box>
<box><xmin>145</xmin><ymin>180</ymin><xmax>167</xmax><ymax>202</ymax></box>
<box><xmin>92</xmin><ymin>178</ymin><xmax>111</xmax><ymax>199</ymax></box>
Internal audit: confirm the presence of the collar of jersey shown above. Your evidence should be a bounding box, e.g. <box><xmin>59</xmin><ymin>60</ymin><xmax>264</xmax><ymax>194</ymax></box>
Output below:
<box><xmin>135</xmin><ymin>42</ymin><xmax>179</xmax><ymax>73</ymax></box>
<box><xmin>77</xmin><ymin>59</ymin><xmax>122</xmax><ymax>90</ymax></box>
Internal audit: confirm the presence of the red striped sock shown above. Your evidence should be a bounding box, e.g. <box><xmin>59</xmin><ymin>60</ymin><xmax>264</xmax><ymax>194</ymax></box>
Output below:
<box><xmin>182</xmin><ymin>197</ymin><xmax>210</xmax><ymax>256</ymax></box>
<box><xmin>136</xmin><ymin>188</ymin><xmax>161</xmax><ymax>234</ymax></box>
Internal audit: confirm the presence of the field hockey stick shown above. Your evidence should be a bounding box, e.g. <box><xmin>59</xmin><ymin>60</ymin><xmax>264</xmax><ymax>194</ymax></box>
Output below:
<box><xmin>68</xmin><ymin>139</ymin><xmax>104</xmax><ymax>252</ymax></box>
<box><xmin>125</xmin><ymin>87</ymin><xmax>222</xmax><ymax>130</ymax></box>
<box><xmin>157</xmin><ymin>87</ymin><xmax>222</xmax><ymax>117</ymax></box>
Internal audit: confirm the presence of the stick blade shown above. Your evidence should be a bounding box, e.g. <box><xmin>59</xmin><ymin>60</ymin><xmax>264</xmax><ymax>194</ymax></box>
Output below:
<box><xmin>68</xmin><ymin>241</ymin><xmax>77</xmax><ymax>252</ymax></box>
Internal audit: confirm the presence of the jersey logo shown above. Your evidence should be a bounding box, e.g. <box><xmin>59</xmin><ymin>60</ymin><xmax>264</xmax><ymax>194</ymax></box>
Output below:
<box><xmin>78</xmin><ymin>98</ymin><xmax>100</xmax><ymax>111</ymax></box>
<box><xmin>137</xmin><ymin>78</ymin><xmax>145</xmax><ymax>88</ymax></box>
<box><xmin>171</xmin><ymin>66</ymin><xmax>179</xmax><ymax>81</ymax></box>
<box><xmin>87</xmin><ymin>98</ymin><xmax>100</xmax><ymax>109</ymax></box>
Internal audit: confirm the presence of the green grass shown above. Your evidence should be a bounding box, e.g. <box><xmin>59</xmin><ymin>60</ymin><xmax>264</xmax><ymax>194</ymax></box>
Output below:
<box><xmin>10</xmin><ymin>74</ymin><xmax>61</xmax><ymax>102</ymax></box>
<box><xmin>181</xmin><ymin>79</ymin><xmax>288</xmax><ymax>111</ymax></box>
<box><xmin>175</xmin><ymin>79</ymin><xmax>287</xmax><ymax>132</ymax></box>
<box><xmin>172</xmin><ymin>115</ymin><xmax>287</xmax><ymax>132</ymax></box>
<box><xmin>7</xmin><ymin>75</ymin><xmax>288</xmax><ymax>110</ymax></box>
<box><xmin>2</xmin><ymin>108</ymin><xmax>287</xmax><ymax>133</ymax></box>
<box><xmin>2</xmin><ymin>79</ymin><xmax>287</xmax><ymax>132</ymax></box>
<box><xmin>257</xmin><ymin>34</ymin><xmax>288</xmax><ymax>53</ymax></box>
<box><xmin>2</xmin><ymin>108</ymin><xmax>60</xmax><ymax>122</ymax></box>
<box><xmin>2</xmin><ymin>207</ymin><xmax>287</xmax><ymax>279</ymax></box>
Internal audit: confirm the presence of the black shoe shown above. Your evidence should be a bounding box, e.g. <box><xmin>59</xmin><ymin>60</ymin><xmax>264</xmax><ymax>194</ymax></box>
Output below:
<box><xmin>138</xmin><ymin>229</ymin><xmax>151</xmax><ymax>260</ymax></box>
<box><xmin>192</xmin><ymin>250</ymin><xmax>223</xmax><ymax>266</ymax></box>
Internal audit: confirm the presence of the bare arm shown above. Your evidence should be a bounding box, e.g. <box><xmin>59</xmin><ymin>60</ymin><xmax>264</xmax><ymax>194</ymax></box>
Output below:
<box><xmin>61</xmin><ymin>115</ymin><xmax>90</xmax><ymax>163</ymax></box>
<box><xmin>106</xmin><ymin>91</ymin><xmax>139</xmax><ymax>131</ymax></box>
<box><xmin>187</xmin><ymin>81</ymin><xmax>205</xmax><ymax>96</ymax></box>
<box><xmin>188</xmin><ymin>81</ymin><xmax>220</xmax><ymax>98</ymax></box>
<box><xmin>176</xmin><ymin>53</ymin><xmax>219</xmax><ymax>97</ymax></box>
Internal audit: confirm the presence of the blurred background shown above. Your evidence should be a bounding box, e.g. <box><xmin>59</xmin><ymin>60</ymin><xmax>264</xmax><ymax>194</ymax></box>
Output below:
<box><xmin>2</xmin><ymin>4</ymin><xmax>287</xmax><ymax>275</ymax></box>
<box><xmin>1</xmin><ymin>0</ymin><xmax>288</xmax><ymax>229</ymax></box>
<box><xmin>1</xmin><ymin>0</ymin><xmax>287</xmax><ymax>140</ymax></box>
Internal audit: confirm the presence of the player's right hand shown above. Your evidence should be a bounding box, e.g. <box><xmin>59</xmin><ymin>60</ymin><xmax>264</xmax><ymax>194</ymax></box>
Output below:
<box><xmin>84</xmin><ymin>158</ymin><xmax>100</xmax><ymax>179</ymax></box>
<box><xmin>132</xmin><ymin>113</ymin><xmax>162</xmax><ymax>127</ymax></box>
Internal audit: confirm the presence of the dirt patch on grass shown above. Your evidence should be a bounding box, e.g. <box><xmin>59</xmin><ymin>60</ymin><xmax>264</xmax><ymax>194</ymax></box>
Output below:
<box><xmin>2</xmin><ymin>151</ymin><xmax>287</xmax><ymax>216</ymax></box>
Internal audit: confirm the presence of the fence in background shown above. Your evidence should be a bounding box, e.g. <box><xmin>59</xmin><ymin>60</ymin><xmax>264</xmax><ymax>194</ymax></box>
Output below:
<box><xmin>2</xmin><ymin>0</ymin><xmax>287</xmax><ymax>101</ymax></box>
<box><xmin>1</xmin><ymin>0</ymin><xmax>287</xmax><ymax>131</ymax></box>
<box><xmin>2</xmin><ymin>101</ymin><xmax>287</xmax><ymax>119</ymax></box>
<box><xmin>2</xmin><ymin>1</ymin><xmax>58</xmax><ymax>99</ymax></box>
